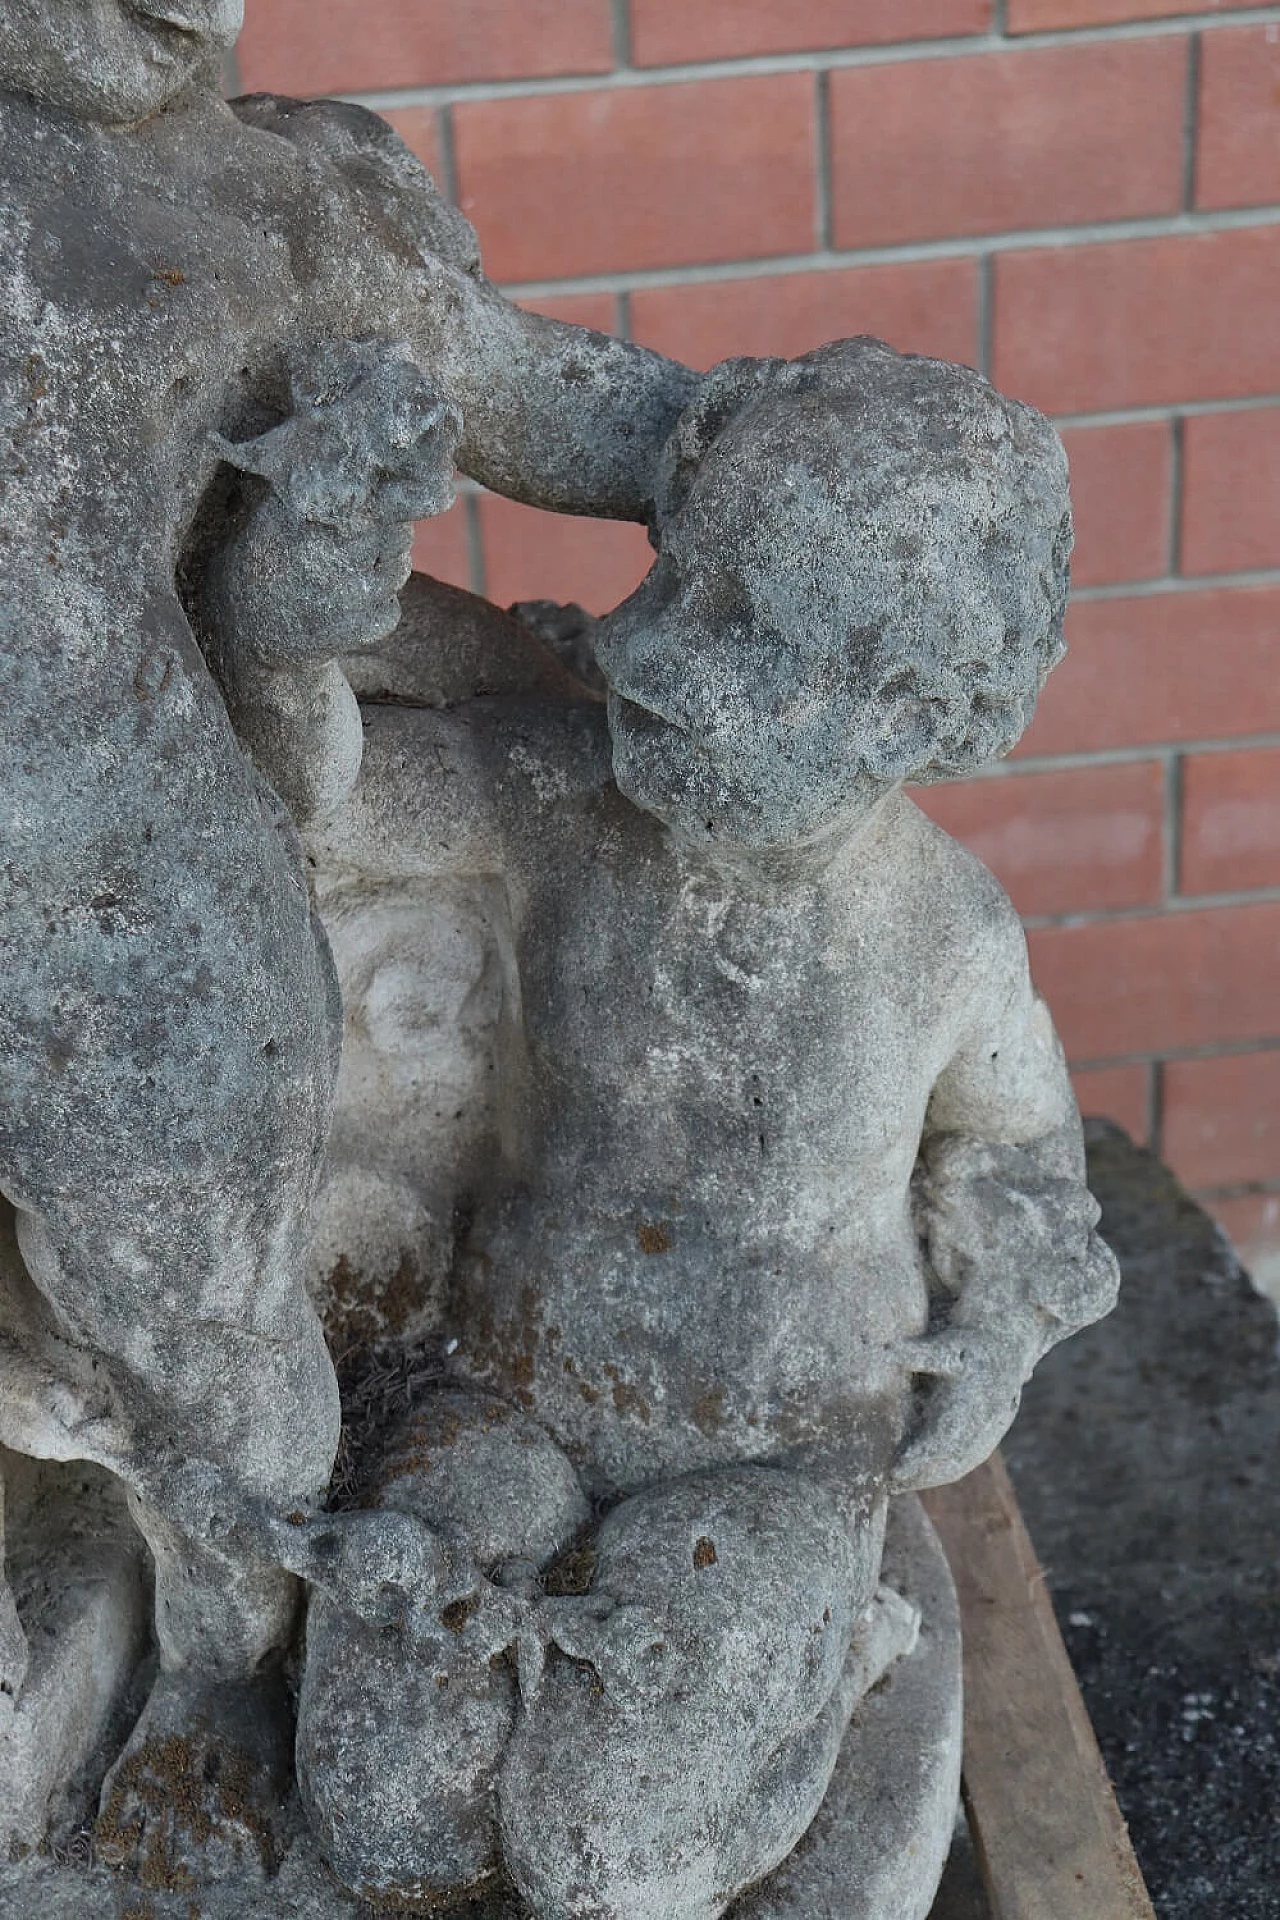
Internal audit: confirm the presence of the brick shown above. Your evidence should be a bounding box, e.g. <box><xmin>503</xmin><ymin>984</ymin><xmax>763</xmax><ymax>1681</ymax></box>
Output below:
<box><xmin>1070</xmin><ymin>1063</ymin><xmax>1152</xmax><ymax>1143</ymax></box>
<box><xmin>994</xmin><ymin>226</ymin><xmax>1280</xmax><ymax>416</ymax></box>
<box><xmin>236</xmin><ymin>0</ymin><xmax>612</xmax><ymax>96</ymax></box>
<box><xmin>1060</xmin><ymin>421</ymin><xmax>1171</xmax><ymax>587</ymax></box>
<box><xmin>411</xmin><ymin>497</ymin><xmax>472</xmax><ymax>591</ymax></box>
<box><xmin>1180</xmin><ymin>746</ymin><xmax>1280</xmax><ymax>896</ymax></box>
<box><xmin>377</xmin><ymin>107</ymin><xmax>442</xmax><ymax>187</ymax></box>
<box><xmin>1017</xmin><ymin>587</ymin><xmax>1280</xmax><ymax>759</ymax></box>
<box><xmin>1208</xmin><ymin>1191</ymin><xmax>1280</xmax><ymax>1273</ymax></box>
<box><xmin>1181</xmin><ymin>407</ymin><xmax>1280</xmax><ymax>577</ymax></box>
<box><xmin>629</xmin><ymin>260</ymin><xmax>978</xmax><ymax>370</ymax></box>
<box><xmin>630</xmin><ymin>0</ymin><xmax>991</xmax><ymax>65</ymax></box>
<box><xmin>1009</xmin><ymin>1</ymin><xmax>1263</xmax><ymax>28</ymax></box>
<box><xmin>477</xmin><ymin>495</ymin><xmax>654</xmax><ymax>612</ymax></box>
<box><xmin>913</xmin><ymin>761</ymin><xmax>1165</xmax><ymax>917</ymax></box>
<box><xmin>1197</xmin><ymin>26</ymin><xmax>1280</xmax><ymax>210</ymax></box>
<box><xmin>1163</xmin><ymin>1049</ymin><xmax>1280</xmax><ymax>1189</ymax></box>
<box><xmin>452</xmin><ymin>76</ymin><xmax>815</xmax><ymax>283</ymax></box>
<box><xmin>829</xmin><ymin>40</ymin><xmax>1185</xmax><ymax>250</ymax></box>
<box><xmin>1026</xmin><ymin>901</ymin><xmax>1280</xmax><ymax>1061</ymax></box>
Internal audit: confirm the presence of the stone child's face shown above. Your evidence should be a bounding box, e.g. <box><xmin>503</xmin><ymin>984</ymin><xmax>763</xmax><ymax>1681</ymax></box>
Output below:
<box><xmin>0</xmin><ymin>1</ymin><xmax>242</xmax><ymax>123</ymax></box>
<box><xmin>596</xmin><ymin>433</ymin><xmax>891</xmax><ymax>854</ymax></box>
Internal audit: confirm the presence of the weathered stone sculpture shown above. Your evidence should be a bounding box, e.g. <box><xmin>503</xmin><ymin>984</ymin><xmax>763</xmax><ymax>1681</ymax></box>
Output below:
<box><xmin>0</xmin><ymin>6</ymin><xmax>1119</xmax><ymax>1917</ymax></box>
<box><xmin>288</xmin><ymin>340</ymin><xmax>1119</xmax><ymax>1917</ymax></box>
<box><xmin>0</xmin><ymin>0</ymin><xmax>694</xmax><ymax>1881</ymax></box>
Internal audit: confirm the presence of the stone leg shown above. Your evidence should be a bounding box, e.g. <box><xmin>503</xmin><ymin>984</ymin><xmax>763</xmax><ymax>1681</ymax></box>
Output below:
<box><xmin>297</xmin><ymin>1387</ymin><xmax>592</xmax><ymax>1909</ymax></box>
<box><xmin>5</xmin><ymin>1000</ymin><xmax>341</xmax><ymax>1675</ymax></box>
<box><xmin>732</xmin><ymin>1497</ymin><xmax>962</xmax><ymax>1920</ymax></box>
<box><xmin>0</xmin><ymin>672</ymin><xmax>342</xmax><ymax>1667</ymax></box>
<box><xmin>499</xmin><ymin>1466</ymin><xmax>886</xmax><ymax>1920</ymax></box>
<box><xmin>0</xmin><ymin>1454</ymin><xmax>149</xmax><ymax>1856</ymax></box>
<box><xmin>0</xmin><ymin>623</ymin><xmax>344</xmax><ymax>1865</ymax></box>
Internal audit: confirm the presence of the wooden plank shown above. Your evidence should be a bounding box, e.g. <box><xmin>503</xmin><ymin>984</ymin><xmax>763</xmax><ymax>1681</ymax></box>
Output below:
<box><xmin>923</xmin><ymin>1455</ymin><xmax>1155</xmax><ymax>1920</ymax></box>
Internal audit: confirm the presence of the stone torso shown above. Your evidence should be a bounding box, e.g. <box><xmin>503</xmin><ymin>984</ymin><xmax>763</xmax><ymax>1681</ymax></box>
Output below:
<box><xmin>0</xmin><ymin>86</ymin><xmax>466</xmax><ymax>698</ymax></box>
<box><xmin>3</xmin><ymin>92</ymin><xmax>299</xmax><ymax>587</ymax></box>
<box><xmin>0</xmin><ymin>85</ymin><xmax>470</xmax><ymax>1197</ymax></box>
<box><xmin>444</xmin><ymin>697</ymin><xmax>984</xmax><ymax>1495</ymax></box>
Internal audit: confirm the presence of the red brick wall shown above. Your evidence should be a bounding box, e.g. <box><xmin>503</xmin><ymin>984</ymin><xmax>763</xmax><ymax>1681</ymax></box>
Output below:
<box><xmin>235</xmin><ymin>3</ymin><xmax>1280</xmax><ymax>1282</ymax></box>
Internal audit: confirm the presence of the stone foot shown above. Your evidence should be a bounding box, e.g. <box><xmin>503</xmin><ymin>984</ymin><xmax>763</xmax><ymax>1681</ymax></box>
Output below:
<box><xmin>834</xmin><ymin>1578</ymin><xmax>922</xmax><ymax>1720</ymax></box>
<box><xmin>94</xmin><ymin>1662</ymin><xmax>293</xmax><ymax>1892</ymax></box>
<box><xmin>0</xmin><ymin>1454</ymin><xmax>149</xmax><ymax>1856</ymax></box>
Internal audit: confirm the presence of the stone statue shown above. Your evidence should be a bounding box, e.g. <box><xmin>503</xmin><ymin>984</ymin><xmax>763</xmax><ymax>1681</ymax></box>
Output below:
<box><xmin>0</xmin><ymin>6</ymin><xmax>1119</xmax><ymax>1916</ymax></box>
<box><xmin>0</xmin><ymin>0</ymin><xmax>696</xmax><ymax>1876</ymax></box>
<box><xmin>294</xmin><ymin>342</ymin><xmax>1115</xmax><ymax>1915</ymax></box>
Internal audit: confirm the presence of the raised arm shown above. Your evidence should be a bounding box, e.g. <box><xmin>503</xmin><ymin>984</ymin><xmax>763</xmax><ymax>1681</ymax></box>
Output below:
<box><xmin>430</xmin><ymin>283</ymin><xmax>699</xmax><ymax>520</ymax></box>
<box><xmin>893</xmin><ymin>901</ymin><xmax>1119</xmax><ymax>1492</ymax></box>
<box><xmin>232</xmin><ymin>94</ymin><xmax>699</xmax><ymax>524</ymax></box>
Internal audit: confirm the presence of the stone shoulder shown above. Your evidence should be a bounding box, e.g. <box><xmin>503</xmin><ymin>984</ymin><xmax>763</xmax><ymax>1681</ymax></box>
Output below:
<box><xmin>229</xmin><ymin>91</ymin><xmax>481</xmax><ymax>278</ymax></box>
<box><xmin>470</xmin><ymin>691</ymin><xmax>617</xmax><ymax>823</ymax></box>
<box><xmin>888</xmin><ymin>791</ymin><xmax>1031</xmax><ymax>998</ymax></box>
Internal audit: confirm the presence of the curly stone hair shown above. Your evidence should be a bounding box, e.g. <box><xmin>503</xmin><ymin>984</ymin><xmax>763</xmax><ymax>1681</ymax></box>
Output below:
<box><xmin>654</xmin><ymin>337</ymin><xmax>1073</xmax><ymax>785</ymax></box>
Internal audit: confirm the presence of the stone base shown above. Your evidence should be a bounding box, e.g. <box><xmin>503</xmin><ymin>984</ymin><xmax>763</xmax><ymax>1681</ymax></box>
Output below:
<box><xmin>0</xmin><ymin>1495</ymin><xmax>960</xmax><ymax>1920</ymax></box>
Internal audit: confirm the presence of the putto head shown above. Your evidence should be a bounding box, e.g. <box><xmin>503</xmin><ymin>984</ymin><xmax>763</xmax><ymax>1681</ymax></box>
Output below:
<box><xmin>596</xmin><ymin>337</ymin><xmax>1072</xmax><ymax>854</ymax></box>
<box><xmin>0</xmin><ymin>1</ymin><xmax>243</xmax><ymax>125</ymax></box>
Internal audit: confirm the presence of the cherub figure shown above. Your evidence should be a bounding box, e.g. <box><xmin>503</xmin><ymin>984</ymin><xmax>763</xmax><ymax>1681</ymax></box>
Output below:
<box><xmin>299</xmin><ymin>339</ymin><xmax>1119</xmax><ymax>1916</ymax></box>
<box><xmin>0</xmin><ymin>0</ymin><xmax>695</xmax><ymax>1865</ymax></box>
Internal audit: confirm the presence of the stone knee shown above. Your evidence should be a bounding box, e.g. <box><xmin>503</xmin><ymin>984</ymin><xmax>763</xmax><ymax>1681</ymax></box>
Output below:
<box><xmin>498</xmin><ymin>1467</ymin><xmax>881</xmax><ymax>1920</ymax></box>
<box><xmin>365</xmin><ymin>1386</ymin><xmax>593</xmax><ymax>1573</ymax></box>
<box><xmin>13</xmin><ymin>1203</ymin><xmax>341</xmax><ymax>1507</ymax></box>
<box><xmin>298</xmin><ymin>1595</ymin><xmax>517</xmax><ymax>1907</ymax></box>
<box><xmin>592</xmin><ymin>1466</ymin><xmax>880</xmax><ymax>1737</ymax></box>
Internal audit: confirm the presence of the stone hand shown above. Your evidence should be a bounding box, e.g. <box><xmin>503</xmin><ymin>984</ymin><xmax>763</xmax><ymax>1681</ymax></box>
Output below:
<box><xmin>522</xmin><ymin>1592</ymin><xmax>672</xmax><ymax>1709</ymax></box>
<box><xmin>211</xmin><ymin>340</ymin><xmax>459</xmax><ymax>545</ymax></box>
<box><xmin>919</xmin><ymin>1135</ymin><xmax>1120</xmax><ymax>1335</ymax></box>
<box><xmin>892</xmin><ymin>1318</ymin><xmax>1042</xmax><ymax>1493</ymax></box>
<box><xmin>890</xmin><ymin>1137</ymin><xmax>1120</xmax><ymax>1490</ymax></box>
<box><xmin>136</xmin><ymin>1465</ymin><xmax>468</xmax><ymax>1634</ymax></box>
<box><xmin>269</xmin><ymin>1507</ymin><xmax>538</xmax><ymax>1668</ymax></box>
<box><xmin>258</xmin><ymin>1505</ymin><xmax>475</xmax><ymax>1630</ymax></box>
<box><xmin>134</xmin><ymin>1462</ymin><xmax>536</xmax><ymax>1664</ymax></box>
<box><xmin>200</xmin><ymin>340</ymin><xmax>462</xmax><ymax>823</ymax></box>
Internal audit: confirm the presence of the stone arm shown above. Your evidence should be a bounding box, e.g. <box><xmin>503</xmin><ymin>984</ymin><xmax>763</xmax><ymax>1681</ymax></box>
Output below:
<box><xmin>232</xmin><ymin>93</ymin><xmax>700</xmax><ymax>523</ymax></box>
<box><xmin>892</xmin><ymin>911</ymin><xmax>1119</xmax><ymax>1492</ymax></box>
<box><xmin>194</xmin><ymin>340</ymin><xmax>462</xmax><ymax>827</ymax></box>
<box><xmin>428</xmin><ymin>282</ymin><xmax>700</xmax><ymax>521</ymax></box>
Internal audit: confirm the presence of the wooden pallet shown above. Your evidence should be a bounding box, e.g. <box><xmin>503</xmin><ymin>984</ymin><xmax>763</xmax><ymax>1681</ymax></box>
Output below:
<box><xmin>922</xmin><ymin>1456</ymin><xmax>1156</xmax><ymax>1920</ymax></box>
